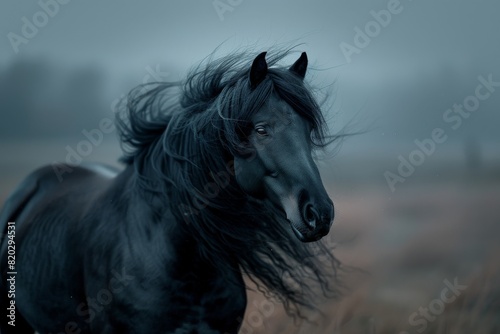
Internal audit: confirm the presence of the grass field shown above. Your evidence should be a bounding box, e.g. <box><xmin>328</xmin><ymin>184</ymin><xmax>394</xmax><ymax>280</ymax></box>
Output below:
<box><xmin>243</xmin><ymin>179</ymin><xmax>500</xmax><ymax>333</ymax></box>
<box><xmin>1</xmin><ymin>140</ymin><xmax>499</xmax><ymax>333</ymax></box>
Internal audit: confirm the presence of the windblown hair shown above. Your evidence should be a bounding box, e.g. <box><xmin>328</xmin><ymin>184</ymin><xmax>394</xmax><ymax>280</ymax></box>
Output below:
<box><xmin>116</xmin><ymin>48</ymin><xmax>343</xmax><ymax>315</ymax></box>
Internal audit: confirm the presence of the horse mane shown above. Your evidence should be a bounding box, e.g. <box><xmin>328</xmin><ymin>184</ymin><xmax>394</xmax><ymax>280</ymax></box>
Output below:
<box><xmin>115</xmin><ymin>47</ymin><xmax>343</xmax><ymax>316</ymax></box>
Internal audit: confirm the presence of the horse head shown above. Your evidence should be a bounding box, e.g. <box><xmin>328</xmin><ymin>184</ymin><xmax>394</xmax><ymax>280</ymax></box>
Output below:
<box><xmin>233</xmin><ymin>52</ymin><xmax>334</xmax><ymax>242</ymax></box>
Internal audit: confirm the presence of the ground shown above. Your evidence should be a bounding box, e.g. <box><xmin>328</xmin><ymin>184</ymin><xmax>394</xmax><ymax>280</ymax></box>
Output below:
<box><xmin>1</xmin><ymin>140</ymin><xmax>499</xmax><ymax>333</ymax></box>
<box><xmin>243</xmin><ymin>179</ymin><xmax>500</xmax><ymax>333</ymax></box>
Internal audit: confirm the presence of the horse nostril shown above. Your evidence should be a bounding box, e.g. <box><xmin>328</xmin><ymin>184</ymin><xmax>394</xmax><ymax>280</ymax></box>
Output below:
<box><xmin>303</xmin><ymin>204</ymin><xmax>319</xmax><ymax>230</ymax></box>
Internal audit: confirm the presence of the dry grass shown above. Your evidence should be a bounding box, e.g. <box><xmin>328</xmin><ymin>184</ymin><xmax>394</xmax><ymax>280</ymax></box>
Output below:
<box><xmin>241</xmin><ymin>181</ymin><xmax>500</xmax><ymax>333</ymax></box>
<box><xmin>2</xmin><ymin>152</ymin><xmax>499</xmax><ymax>333</ymax></box>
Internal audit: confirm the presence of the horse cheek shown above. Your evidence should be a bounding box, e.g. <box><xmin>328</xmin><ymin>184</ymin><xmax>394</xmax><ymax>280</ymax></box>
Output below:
<box><xmin>234</xmin><ymin>157</ymin><xmax>266</xmax><ymax>196</ymax></box>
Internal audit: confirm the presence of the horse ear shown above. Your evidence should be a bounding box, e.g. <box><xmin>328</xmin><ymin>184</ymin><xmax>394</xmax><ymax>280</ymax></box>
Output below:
<box><xmin>249</xmin><ymin>52</ymin><xmax>268</xmax><ymax>89</ymax></box>
<box><xmin>289</xmin><ymin>52</ymin><xmax>308</xmax><ymax>79</ymax></box>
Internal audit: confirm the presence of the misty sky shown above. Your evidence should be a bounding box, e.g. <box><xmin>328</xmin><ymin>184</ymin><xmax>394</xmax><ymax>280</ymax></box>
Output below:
<box><xmin>1</xmin><ymin>0</ymin><xmax>499</xmax><ymax>154</ymax></box>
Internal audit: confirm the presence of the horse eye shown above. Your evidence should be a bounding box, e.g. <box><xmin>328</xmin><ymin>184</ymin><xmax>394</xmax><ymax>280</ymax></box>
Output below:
<box><xmin>255</xmin><ymin>126</ymin><xmax>268</xmax><ymax>136</ymax></box>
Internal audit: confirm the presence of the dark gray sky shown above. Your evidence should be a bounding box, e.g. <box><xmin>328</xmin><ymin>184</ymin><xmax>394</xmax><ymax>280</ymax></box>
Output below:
<box><xmin>2</xmin><ymin>1</ymin><xmax>499</xmax><ymax>70</ymax></box>
<box><xmin>1</xmin><ymin>0</ymin><xmax>499</xmax><ymax>154</ymax></box>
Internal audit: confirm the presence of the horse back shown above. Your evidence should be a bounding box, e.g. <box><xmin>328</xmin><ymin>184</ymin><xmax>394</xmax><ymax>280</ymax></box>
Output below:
<box><xmin>1</xmin><ymin>163</ymin><xmax>118</xmax><ymax>236</ymax></box>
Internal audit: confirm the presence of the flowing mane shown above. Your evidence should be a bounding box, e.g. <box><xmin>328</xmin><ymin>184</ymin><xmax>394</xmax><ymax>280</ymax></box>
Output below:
<box><xmin>115</xmin><ymin>48</ymin><xmax>342</xmax><ymax>314</ymax></box>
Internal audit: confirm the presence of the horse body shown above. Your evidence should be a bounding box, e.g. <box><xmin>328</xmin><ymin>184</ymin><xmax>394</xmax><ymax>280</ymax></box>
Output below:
<box><xmin>1</xmin><ymin>50</ymin><xmax>339</xmax><ymax>333</ymax></box>
<box><xmin>1</xmin><ymin>163</ymin><xmax>246</xmax><ymax>333</ymax></box>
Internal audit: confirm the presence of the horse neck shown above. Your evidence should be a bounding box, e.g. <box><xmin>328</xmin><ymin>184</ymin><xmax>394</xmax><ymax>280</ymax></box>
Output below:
<box><xmin>120</xmin><ymin>163</ymin><xmax>243</xmax><ymax>277</ymax></box>
<box><xmin>109</xmin><ymin>166</ymin><xmax>247</xmax><ymax>331</ymax></box>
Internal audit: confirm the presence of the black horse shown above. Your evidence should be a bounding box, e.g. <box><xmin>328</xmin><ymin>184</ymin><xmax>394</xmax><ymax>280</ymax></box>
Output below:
<box><xmin>0</xmin><ymin>50</ymin><xmax>340</xmax><ymax>333</ymax></box>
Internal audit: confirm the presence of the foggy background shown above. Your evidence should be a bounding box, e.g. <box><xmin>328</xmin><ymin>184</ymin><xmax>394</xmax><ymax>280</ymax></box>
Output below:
<box><xmin>1</xmin><ymin>1</ymin><xmax>499</xmax><ymax>333</ymax></box>
<box><xmin>1</xmin><ymin>1</ymin><xmax>499</xmax><ymax>186</ymax></box>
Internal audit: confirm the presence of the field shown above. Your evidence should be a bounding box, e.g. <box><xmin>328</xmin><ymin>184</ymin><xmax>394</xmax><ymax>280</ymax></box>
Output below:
<box><xmin>244</xmin><ymin>175</ymin><xmax>500</xmax><ymax>333</ymax></box>
<box><xmin>1</xmin><ymin>140</ymin><xmax>499</xmax><ymax>333</ymax></box>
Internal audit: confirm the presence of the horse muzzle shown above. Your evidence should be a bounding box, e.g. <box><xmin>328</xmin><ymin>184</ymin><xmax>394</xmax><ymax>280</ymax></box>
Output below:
<box><xmin>287</xmin><ymin>192</ymin><xmax>334</xmax><ymax>243</ymax></box>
